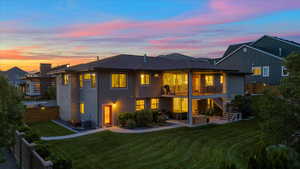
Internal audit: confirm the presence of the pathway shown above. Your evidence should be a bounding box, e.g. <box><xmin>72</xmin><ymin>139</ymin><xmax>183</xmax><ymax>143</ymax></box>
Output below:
<box><xmin>108</xmin><ymin>124</ymin><xmax>182</xmax><ymax>133</ymax></box>
<box><xmin>41</xmin><ymin>121</ymin><xmax>185</xmax><ymax>140</ymax></box>
<box><xmin>41</xmin><ymin>128</ymin><xmax>106</xmax><ymax>141</ymax></box>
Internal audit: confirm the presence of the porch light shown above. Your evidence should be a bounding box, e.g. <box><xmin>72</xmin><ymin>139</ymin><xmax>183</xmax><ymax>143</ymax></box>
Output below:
<box><xmin>111</xmin><ymin>98</ymin><xmax>117</xmax><ymax>105</ymax></box>
<box><xmin>154</xmin><ymin>73</ymin><xmax>159</xmax><ymax>77</ymax></box>
<box><xmin>41</xmin><ymin>106</ymin><xmax>46</xmax><ymax>110</ymax></box>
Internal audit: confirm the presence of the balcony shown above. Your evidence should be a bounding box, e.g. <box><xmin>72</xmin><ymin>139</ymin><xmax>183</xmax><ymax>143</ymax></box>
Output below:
<box><xmin>192</xmin><ymin>73</ymin><xmax>224</xmax><ymax>96</ymax></box>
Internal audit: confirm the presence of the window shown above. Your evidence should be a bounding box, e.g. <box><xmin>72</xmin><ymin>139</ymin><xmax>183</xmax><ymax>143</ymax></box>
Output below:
<box><xmin>173</xmin><ymin>98</ymin><xmax>188</xmax><ymax>113</ymax></box>
<box><xmin>136</xmin><ymin>100</ymin><xmax>145</xmax><ymax>111</ymax></box>
<box><xmin>252</xmin><ymin>67</ymin><xmax>261</xmax><ymax>76</ymax></box>
<box><xmin>140</xmin><ymin>73</ymin><xmax>150</xmax><ymax>85</ymax></box>
<box><xmin>63</xmin><ymin>74</ymin><xmax>69</xmax><ymax>85</ymax></box>
<box><xmin>151</xmin><ymin>98</ymin><xmax>159</xmax><ymax>109</ymax></box>
<box><xmin>80</xmin><ymin>102</ymin><xmax>85</xmax><ymax>114</ymax></box>
<box><xmin>79</xmin><ymin>74</ymin><xmax>83</xmax><ymax>88</ymax></box>
<box><xmin>111</xmin><ymin>73</ymin><xmax>127</xmax><ymax>88</ymax></box>
<box><xmin>91</xmin><ymin>73</ymin><xmax>96</xmax><ymax>88</ymax></box>
<box><xmin>84</xmin><ymin>73</ymin><xmax>91</xmax><ymax>80</ymax></box>
<box><xmin>262</xmin><ymin>66</ymin><xmax>270</xmax><ymax>77</ymax></box>
<box><xmin>220</xmin><ymin>75</ymin><xmax>224</xmax><ymax>84</ymax></box>
<box><xmin>205</xmin><ymin>75</ymin><xmax>214</xmax><ymax>86</ymax></box>
<box><xmin>281</xmin><ymin>66</ymin><xmax>289</xmax><ymax>76</ymax></box>
<box><xmin>207</xmin><ymin>99</ymin><xmax>214</xmax><ymax>109</ymax></box>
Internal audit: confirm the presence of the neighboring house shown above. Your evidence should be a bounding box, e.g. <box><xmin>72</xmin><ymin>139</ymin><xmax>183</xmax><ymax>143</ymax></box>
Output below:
<box><xmin>24</xmin><ymin>63</ymin><xmax>69</xmax><ymax>97</ymax></box>
<box><xmin>1</xmin><ymin>67</ymin><xmax>28</xmax><ymax>92</ymax></box>
<box><xmin>54</xmin><ymin>54</ymin><xmax>248</xmax><ymax>128</ymax></box>
<box><xmin>216</xmin><ymin>35</ymin><xmax>300</xmax><ymax>93</ymax></box>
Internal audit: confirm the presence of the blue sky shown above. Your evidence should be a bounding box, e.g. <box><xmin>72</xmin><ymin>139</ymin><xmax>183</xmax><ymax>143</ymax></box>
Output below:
<box><xmin>0</xmin><ymin>0</ymin><xmax>300</xmax><ymax>71</ymax></box>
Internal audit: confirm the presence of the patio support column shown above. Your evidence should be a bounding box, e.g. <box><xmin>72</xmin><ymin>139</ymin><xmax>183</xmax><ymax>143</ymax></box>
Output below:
<box><xmin>188</xmin><ymin>71</ymin><xmax>193</xmax><ymax>126</ymax></box>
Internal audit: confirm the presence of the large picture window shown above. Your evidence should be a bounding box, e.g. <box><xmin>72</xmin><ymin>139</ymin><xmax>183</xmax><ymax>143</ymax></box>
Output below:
<box><xmin>173</xmin><ymin>98</ymin><xmax>188</xmax><ymax>113</ymax></box>
<box><xmin>136</xmin><ymin>100</ymin><xmax>145</xmax><ymax>111</ymax></box>
<box><xmin>111</xmin><ymin>73</ymin><xmax>127</xmax><ymax>88</ymax></box>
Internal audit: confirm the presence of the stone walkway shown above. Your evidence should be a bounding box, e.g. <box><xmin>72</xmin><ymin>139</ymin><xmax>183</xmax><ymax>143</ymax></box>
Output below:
<box><xmin>0</xmin><ymin>149</ymin><xmax>18</xmax><ymax>169</ymax></box>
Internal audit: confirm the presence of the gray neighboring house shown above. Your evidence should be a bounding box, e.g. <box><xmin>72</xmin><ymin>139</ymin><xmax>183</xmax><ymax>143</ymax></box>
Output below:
<box><xmin>53</xmin><ymin>54</ymin><xmax>248</xmax><ymax>128</ymax></box>
<box><xmin>216</xmin><ymin>35</ymin><xmax>300</xmax><ymax>93</ymax></box>
<box><xmin>1</xmin><ymin>67</ymin><xmax>28</xmax><ymax>91</ymax></box>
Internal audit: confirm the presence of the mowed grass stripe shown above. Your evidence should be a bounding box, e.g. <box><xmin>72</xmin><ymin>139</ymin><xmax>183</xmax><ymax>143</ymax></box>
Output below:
<box><xmin>47</xmin><ymin>120</ymin><xmax>259</xmax><ymax>169</ymax></box>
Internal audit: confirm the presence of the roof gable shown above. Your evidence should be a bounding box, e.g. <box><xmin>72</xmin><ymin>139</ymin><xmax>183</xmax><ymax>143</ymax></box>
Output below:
<box><xmin>216</xmin><ymin>45</ymin><xmax>283</xmax><ymax>64</ymax></box>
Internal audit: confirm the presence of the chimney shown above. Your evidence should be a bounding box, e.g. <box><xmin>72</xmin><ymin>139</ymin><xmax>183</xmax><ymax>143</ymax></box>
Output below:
<box><xmin>97</xmin><ymin>56</ymin><xmax>99</xmax><ymax>61</ymax></box>
<box><xmin>144</xmin><ymin>53</ymin><xmax>147</xmax><ymax>63</ymax></box>
<box><xmin>40</xmin><ymin>63</ymin><xmax>51</xmax><ymax>77</ymax></box>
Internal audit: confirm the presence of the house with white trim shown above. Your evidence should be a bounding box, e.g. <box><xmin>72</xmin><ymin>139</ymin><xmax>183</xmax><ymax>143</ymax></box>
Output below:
<box><xmin>216</xmin><ymin>35</ymin><xmax>300</xmax><ymax>93</ymax></box>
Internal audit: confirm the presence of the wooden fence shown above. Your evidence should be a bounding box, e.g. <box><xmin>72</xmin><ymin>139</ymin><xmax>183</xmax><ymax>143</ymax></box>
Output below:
<box><xmin>23</xmin><ymin>106</ymin><xmax>59</xmax><ymax>123</ymax></box>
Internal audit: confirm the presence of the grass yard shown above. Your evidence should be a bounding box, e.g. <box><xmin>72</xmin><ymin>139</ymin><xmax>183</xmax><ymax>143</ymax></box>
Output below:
<box><xmin>28</xmin><ymin>121</ymin><xmax>75</xmax><ymax>137</ymax></box>
<box><xmin>47</xmin><ymin>120</ymin><xmax>260</xmax><ymax>169</ymax></box>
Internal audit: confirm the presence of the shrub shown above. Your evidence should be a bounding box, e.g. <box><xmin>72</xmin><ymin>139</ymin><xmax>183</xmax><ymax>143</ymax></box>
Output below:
<box><xmin>231</xmin><ymin>94</ymin><xmax>253</xmax><ymax>118</ymax></box>
<box><xmin>17</xmin><ymin>125</ymin><xmax>30</xmax><ymax>133</ymax></box>
<box><xmin>118</xmin><ymin>112</ymin><xmax>136</xmax><ymax>127</ymax></box>
<box><xmin>152</xmin><ymin>110</ymin><xmax>160</xmax><ymax>123</ymax></box>
<box><xmin>135</xmin><ymin>110</ymin><xmax>153</xmax><ymax>127</ymax></box>
<box><xmin>35</xmin><ymin>143</ymin><xmax>51</xmax><ymax>159</ymax></box>
<box><xmin>248</xmin><ymin>144</ymin><xmax>300</xmax><ymax>169</ymax></box>
<box><xmin>218</xmin><ymin>161</ymin><xmax>237</xmax><ymax>169</ymax></box>
<box><xmin>126</xmin><ymin>119</ymin><xmax>136</xmax><ymax>129</ymax></box>
<box><xmin>157</xmin><ymin>115</ymin><xmax>167</xmax><ymax>123</ymax></box>
<box><xmin>49</xmin><ymin>152</ymin><xmax>72</xmax><ymax>169</ymax></box>
<box><xmin>24</xmin><ymin>130</ymin><xmax>40</xmax><ymax>143</ymax></box>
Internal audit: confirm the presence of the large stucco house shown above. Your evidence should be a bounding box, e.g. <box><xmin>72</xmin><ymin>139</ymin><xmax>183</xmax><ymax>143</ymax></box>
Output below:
<box><xmin>216</xmin><ymin>35</ymin><xmax>300</xmax><ymax>93</ymax></box>
<box><xmin>53</xmin><ymin>54</ymin><xmax>248</xmax><ymax>128</ymax></box>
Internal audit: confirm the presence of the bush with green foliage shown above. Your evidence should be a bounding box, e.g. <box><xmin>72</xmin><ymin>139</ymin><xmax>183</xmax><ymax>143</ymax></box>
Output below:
<box><xmin>135</xmin><ymin>109</ymin><xmax>153</xmax><ymax>127</ymax></box>
<box><xmin>45</xmin><ymin>86</ymin><xmax>56</xmax><ymax>100</ymax></box>
<box><xmin>230</xmin><ymin>94</ymin><xmax>253</xmax><ymax>118</ymax></box>
<box><xmin>35</xmin><ymin>143</ymin><xmax>51</xmax><ymax>159</ymax></box>
<box><xmin>17</xmin><ymin>124</ymin><xmax>30</xmax><ymax>133</ymax></box>
<box><xmin>118</xmin><ymin>109</ymin><xmax>167</xmax><ymax>128</ymax></box>
<box><xmin>49</xmin><ymin>152</ymin><xmax>73</xmax><ymax>169</ymax></box>
<box><xmin>126</xmin><ymin>119</ymin><xmax>136</xmax><ymax>129</ymax></box>
<box><xmin>218</xmin><ymin>161</ymin><xmax>237</xmax><ymax>169</ymax></box>
<box><xmin>24</xmin><ymin>130</ymin><xmax>40</xmax><ymax>143</ymax></box>
<box><xmin>247</xmin><ymin>144</ymin><xmax>299</xmax><ymax>169</ymax></box>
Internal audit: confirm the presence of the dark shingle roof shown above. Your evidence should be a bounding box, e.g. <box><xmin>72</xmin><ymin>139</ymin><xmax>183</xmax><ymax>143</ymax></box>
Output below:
<box><xmin>222</xmin><ymin>42</ymin><xmax>253</xmax><ymax>58</ymax></box>
<box><xmin>157</xmin><ymin>53</ymin><xmax>199</xmax><ymax>61</ymax></box>
<box><xmin>67</xmin><ymin>54</ymin><xmax>244</xmax><ymax>72</ymax></box>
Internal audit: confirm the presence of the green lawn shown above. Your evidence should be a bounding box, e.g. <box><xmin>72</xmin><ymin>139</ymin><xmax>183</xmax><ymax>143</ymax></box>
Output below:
<box><xmin>47</xmin><ymin>120</ymin><xmax>260</xmax><ymax>169</ymax></box>
<box><xmin>28</xmin><ymin>121</ymin><xmax>75</xmax><ymax>137</ymax></box>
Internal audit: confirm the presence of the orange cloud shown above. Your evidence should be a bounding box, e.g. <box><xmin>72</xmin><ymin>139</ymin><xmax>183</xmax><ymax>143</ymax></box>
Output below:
<box><xmin>0</xmin><ymin>46</ymin><xmax>41</xmax><ymax>60</ymax></box>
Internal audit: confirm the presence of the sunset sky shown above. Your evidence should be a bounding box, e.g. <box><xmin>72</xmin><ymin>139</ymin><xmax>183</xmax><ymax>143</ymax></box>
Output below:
<box><xmin>1</xmin><ymin>0</ymin><xmax>300</xmax><ymax>71</ymax></box>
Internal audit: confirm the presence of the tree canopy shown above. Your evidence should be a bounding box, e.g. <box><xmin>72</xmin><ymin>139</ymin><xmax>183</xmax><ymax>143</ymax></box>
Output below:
<box><xmin>0</xmin><ymin>75</ymin><xmax>24</xmax><ymax>149</ymax></box>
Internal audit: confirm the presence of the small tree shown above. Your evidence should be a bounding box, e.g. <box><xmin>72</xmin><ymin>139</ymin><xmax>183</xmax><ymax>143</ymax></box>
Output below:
<box><xmin>254</xmin><ymin>52</ymin><xmax>300</xmax><ymax>145</ymax></box>
<box><xmin>0</xmin><ymin>75</ymin><xmax>24</xmax><ymax>156</ymax></box>
<box><xmin>45</xmin><ymin>86</ymin><xmax>56</xmax><ymax>100</ymax></box>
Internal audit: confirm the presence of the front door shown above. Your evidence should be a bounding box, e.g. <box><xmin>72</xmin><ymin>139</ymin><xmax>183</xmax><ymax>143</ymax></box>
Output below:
<box><xmin>103</xmin><ymin>105</ymin><xmax>112</xmax><ymax>127</ymax></box>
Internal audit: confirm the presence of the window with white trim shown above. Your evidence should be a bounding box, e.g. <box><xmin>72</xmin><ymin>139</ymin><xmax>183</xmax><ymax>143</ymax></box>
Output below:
<box><xmin>252</xmin><ymin>67</ymin><xmax>261</xmax><ymax>76</ymax></box>
<box><xmin>262</xmin><ymin>66</ymin><xmax>269</xmax><ymax>77</ymax></box>
<box><xmin>281</xmin><ymin>66</ymin><xmax>289</xmax><ymax>76</ymax></box>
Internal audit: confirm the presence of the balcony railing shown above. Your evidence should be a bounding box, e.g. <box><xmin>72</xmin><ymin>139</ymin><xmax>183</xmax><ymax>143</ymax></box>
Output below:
<box><xmin>193</xmin><ymin>85</ymin><xmax>223</xmax><ymax>95</ymax></box>
<box><xmin>161</xmin><ymin>85</ymin><xmax>187</xmax><ymax>96</ymax></box>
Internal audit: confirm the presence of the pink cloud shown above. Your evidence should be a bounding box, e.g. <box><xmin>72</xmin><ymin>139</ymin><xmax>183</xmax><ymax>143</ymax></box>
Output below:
<box><xmin>57</xmin><ymin>0</ymin><xmax>300</xmax><ymax>39</ymax></box>
<box><xmin>73</xmin><ymin>45</ymin><xmax>88</xmax><ymax>51</ymax></box>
